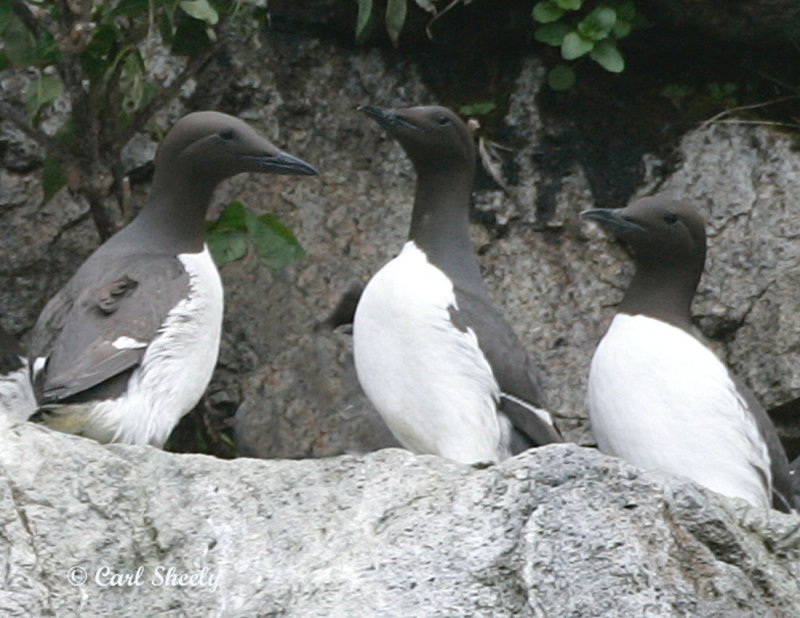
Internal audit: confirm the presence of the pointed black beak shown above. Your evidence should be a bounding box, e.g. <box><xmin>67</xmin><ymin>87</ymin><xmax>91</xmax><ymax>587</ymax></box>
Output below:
<box><xmin>581</xmin><ymin>208</ymin><xmax>645</xmax><ymax>233</ymax></box>
<box><xmin>357</xmin><ymin>105</ymin><xmax>420</xmax><ymax>132</ymax></box>
<box><xmin>247</xmin><ymin>150</ymin><xmax>319</xmax><ymax>176</ymax></box>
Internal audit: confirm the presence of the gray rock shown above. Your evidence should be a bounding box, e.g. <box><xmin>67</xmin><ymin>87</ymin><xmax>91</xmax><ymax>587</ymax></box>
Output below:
<box><xmin>235</xmin><ymin>329</ymin><xmax>399</xmax><ymax>458</ymax></box>
<box><xmin>0</xmin><ymin>122</ymin><xmax>44</xmax><ymax>173</ymax></box>
<box><xmin>1</xmin><ymin>416</ymin><xmax>798</xmax><ymax>616</ymax></box>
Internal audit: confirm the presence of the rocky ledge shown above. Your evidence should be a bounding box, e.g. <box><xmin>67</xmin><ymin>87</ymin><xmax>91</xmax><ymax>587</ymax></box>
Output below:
<box><xmin>1</xmin><ymin>416</ymin><xmax>798</xmax><ymax>616</ymax></box>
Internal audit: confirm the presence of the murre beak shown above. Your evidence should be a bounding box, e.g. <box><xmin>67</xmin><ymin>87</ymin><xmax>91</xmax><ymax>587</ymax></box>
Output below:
<box><xmin>245</xmin><ymin>150</ymin><xmax>319</xmax><ymax>176</ymax></box>
<box><xmin>581</xmin><ymin>208</ymin><xmax>646</xmax><ymax>233</ymax></box>
<box><xmin>357</xmin><ymin>105</ymin><xmax>420</xmax><ymax>132</ymax></box>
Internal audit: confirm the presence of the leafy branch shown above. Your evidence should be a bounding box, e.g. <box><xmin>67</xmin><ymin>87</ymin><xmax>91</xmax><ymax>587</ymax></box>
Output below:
<box><xmin>532</xmin><ymin>0</ymin><xmax>648</xmax><ymax>90</ymax></box>
<box><xmin>0</xmin><ymin>0</ymin><xmax>263</xmax><ymax>240</ymax></box>
<box><xmin>354</xmin><ymin>0</ymin><xmax>474</xmax><ymax>46</ymax></box>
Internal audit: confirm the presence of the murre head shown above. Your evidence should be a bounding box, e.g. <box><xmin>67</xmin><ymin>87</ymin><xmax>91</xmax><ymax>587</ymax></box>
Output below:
<box><xmin>582</xmin><ymin>195</ymin><xmax>707</xmax><ymax>330</ymax></box>
<box><xmin>357</xmin><ymin>105</ymin><xmax>475</xmax><ymax>174</ymax></box>
<box><xmin>125</xmin><ymin>111</ymin><xmax>317</xmax><ymax>253</ymax></box>
<box><xmin>153</xmin><ymin>111</ymin><xmax>318</xmax><ymax>187</ymax></box>
<box><xmin>582</xmin><ymin>195</ymin><xmax>706</xmax><ymax>271</ymax></box>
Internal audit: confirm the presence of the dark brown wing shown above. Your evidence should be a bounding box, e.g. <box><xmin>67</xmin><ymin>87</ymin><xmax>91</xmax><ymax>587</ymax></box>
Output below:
<box><xmin>31</xmin><ymin>254</ymin><xmax>190</xmax><ymax>403</ymax></box>
<box><xmin>452</xmin><ymin>285</ymin><xmax>562</xmax><ymax>448</ymax></box>
<box><xmin>730</xmin><ymin>374</ymin><xmax>797</xmax><ymax>513</ymax></box>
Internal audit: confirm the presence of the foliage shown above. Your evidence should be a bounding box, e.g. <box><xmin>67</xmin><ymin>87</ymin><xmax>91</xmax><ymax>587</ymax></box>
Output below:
<box><xmin>0</xmin><ymin>0</ymin><xmax>299</xmax><ymax>272</ymax></box>
<box><xmin>706</xmin><ymin>82</ymin><xmax>738</xmax><ymax>107</ymax></box>
<box><xmin>531</xmin><ymin>0</ymin><xmax>647</xmax><ymax>90</ymax></box>
<box><xmin>458</xmin><ymin>101</ymin><xmax>497</xmax><ymax>116</ymax></box>
<box><xmin>354</xmin><ymin>0</ymin><xmax>474</xmax><ymax>45</ymax></box>
<box><xmin>206</xmin><ymin>201</ymin><xmax>305</xmax><ymax>272</ymax></box>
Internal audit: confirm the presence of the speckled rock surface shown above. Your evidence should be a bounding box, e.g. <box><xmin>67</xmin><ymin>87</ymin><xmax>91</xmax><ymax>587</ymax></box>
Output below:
<box><xmin>234</xmin><ymin>329</ymin><xmax>399</xmax><ymax>458</ymax></box>
<box><xmin>1</xmin><ymin>416</ymin><xmax>799</xmax><ymax>616</ymax></box>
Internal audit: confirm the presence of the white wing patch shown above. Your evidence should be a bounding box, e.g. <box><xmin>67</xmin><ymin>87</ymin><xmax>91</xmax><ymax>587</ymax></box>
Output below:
<box><xmin>31</xmin><ymin>356</ymin><xmax>47</xmax><ymax>379</ymax></box>
<box><xmin>500</xmin><ymin>392</ymin><xmax>555</xmax><ymax>428</ymax></box>
<box><xmin>112</xmin><ymin>336</ymin><xmax>148</xmax><ymax>350</ymax></box>
<box><xmin>354</xmin><ymin>241</ymin><xmax>506</xmax><ymax>463</ymax></box>
<box><xmin>588</xmin><ymin>313</ymin><xmax>771</xmax><ymax>509</ymax></box>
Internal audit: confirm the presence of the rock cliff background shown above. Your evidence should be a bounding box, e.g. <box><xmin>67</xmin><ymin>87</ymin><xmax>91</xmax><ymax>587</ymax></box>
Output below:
<box><xmin>3</xmin><ymin>1</ymin><xmax>800</xmax><ymax>613</ymax></box>
<box><xmin>5</xmin><ymin>0</ymin><xmax>800</xmax><ymax>458</ymax></box>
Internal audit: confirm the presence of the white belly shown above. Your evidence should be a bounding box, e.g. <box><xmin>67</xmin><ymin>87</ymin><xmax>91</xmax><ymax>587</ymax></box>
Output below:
<box><xmin>79</xmin><ymin>247</ymin><xmax>223</xmax><ymax>446</ymax></box>
<box><xmin>587</xmin><ymin>313</ymin><xmax>771</xmax><ymax>508</ymax></box>
<box><xmin>353</xmin><ymin>241</ymin><xmax>506</xmax><ymax>463</ymax></box>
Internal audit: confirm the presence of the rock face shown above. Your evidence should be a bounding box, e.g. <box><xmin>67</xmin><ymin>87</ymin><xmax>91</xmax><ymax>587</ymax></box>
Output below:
<box><xmin>1</xmin><ymin>417</ymin><xmax>798</xmax><ymax>616</ymax></box>
<box><xmin>234</xmin><ymin>330</ymin><xmax>399</xmax><ymax>458</ymax></box>
<box><xmin>3</xmin><ymin>32</ymin><xmax>800</xmax><ymax>457</ymax></box>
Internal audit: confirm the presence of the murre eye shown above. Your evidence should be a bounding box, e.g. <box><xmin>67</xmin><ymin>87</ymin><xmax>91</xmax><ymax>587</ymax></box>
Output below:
<box><xmin>435</xmin><ymin>115</ymin><xmax>451</xmax><ymax>126</ymax></box>
<box><xmin>219</xmin><ymin>128</ymin><xmax>234</xmax><ymax>140</ymax></box>
<box><xmin>663</xmin><ymin>212</ymin><xmax>678</xmax><ymax>225</ymax></box>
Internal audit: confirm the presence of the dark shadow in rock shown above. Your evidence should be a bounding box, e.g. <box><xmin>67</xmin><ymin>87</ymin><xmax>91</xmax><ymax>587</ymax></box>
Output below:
<box><xmin>769</xmin><ymin>398</ymin><xmax>800</xmax><ymax>461</ymax></box>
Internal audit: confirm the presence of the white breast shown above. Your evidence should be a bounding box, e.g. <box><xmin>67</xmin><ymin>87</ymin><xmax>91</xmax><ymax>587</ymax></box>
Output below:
<box><xmin>0</xmin><ymin>359</ymin><xmax>36</xmax><ymax>421</ymax></box>
<box><xmin>353</xmin><ymin>241</ymin><xmax>507</xmax><ymax>463</ymax></box>
<box><xmin>81</xmin><ymin>246</ymin><xmax>224</xmax><ymax>446</ymax></box>
<box><xmin>587</xmin><ymin>313</ymin><xmax>771</xmax><ymax>508</ymax></box>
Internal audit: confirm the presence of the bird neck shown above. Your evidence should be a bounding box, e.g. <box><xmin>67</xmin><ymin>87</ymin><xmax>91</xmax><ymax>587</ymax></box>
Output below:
<box><xmin>408</xmin><ymin>167</ymin><xmax>483</xmax><ymax>286</ymax></box>
<box><xmin>128</xmin><ymin>168</ymin><xmax>218</xmax><ymax>254</ymax></box>
<box><xmin>619</xmin><ymin>260</ymin><xmax>702</xmax><ymax>332</ymax></box>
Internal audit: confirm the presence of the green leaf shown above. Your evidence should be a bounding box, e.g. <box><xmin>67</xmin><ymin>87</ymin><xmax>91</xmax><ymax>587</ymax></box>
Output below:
<box><xmin>206</xmin><ymin>230</ymin><xmax>249</xmax><ymax>267</ymax></box>
<box><xmin>707</xmin><ymin>82</ymin><xmax>738</xmax><ymax>105</ymax></box>
<box><xmin>611</xmin><ymin>19</ymin><xmax>631</xmax><ymax>39</ymax></box>
<box><xmin>385</xmin><ymin>0</ymin><xmax>407</xmax><ymax>47</ymax></box>
<box><xmin>0</xmin><ymin>52</ymin><xmax>10</xmax><ymax>72</ymax></box>
<box><xmin>206</xmin><ymin>202</ymin><xmax>304</xmax><ymax>270</ymax></box>
<box><xmin>547</xmin><ymin>64</ymin><xmax>576</xmax><ymax>90</ymax></box>
<box><xmin>561</xmin><ymin>31</ymin><xmax>593</xmax><ymax>59</ymax></box>
<box><xmin>27</xmin><ymin>72</ymin><xmax>63</xmax><ymax>126</ymax></box>
<box><xmin>207</xmin><ymin>201</ymin><xmax>248</xmax><ymax>234</ymax></box>
<box><xmin>206</xmin><ymin>202</ymin><xmax>250</xmax><ymax>266</ymax></box>
<box><xmin>41</xmin><ymin>157</ymin><xmax>66</xmax><ymax>206</ymax></box>
<box><xmin>708</xmin><ymin>82</ymin><xmax>737</xmax><ymax>98</ymax></box>
<box><xmin>555</xmin><ymin>0</ymin><xmax>582</xmax><ymax>9</ymax></box>
<box><xmin>0</xmin><ymin>2</ymin><xmax>13</xmax><ymax>33</ymax></box>
<box><xmin>179</xmin><ymin>0</ymin><xmax>218</xmax><ymax>25</ymax></box>
<box><xmin>355</xmin><ymin>0</ymin><xmax>373</xmax><ymax>43</ymax></box>
<box><xmin>660</xmin><ymin>84</ymin><xmax>693</xmax><ymax>101</ymax></box>
<box><xmin>111</xmin><ymin>0</ymin><xmax>150</xmax><ymax>17</ymax></box>
<box><xmin>458</xmin><ymin>101</ymin><xmax>497</xmax><ymax>116</ymax></box>
<box><xmin>159</xmin><ymin>10</ymin><xmax>175</xmax><ymax>44</ymax></box>
<box><xmin>81</xmin><ymin>24</ymin><xmax>118</xmax><ymax>81</ymax></box>
<box><xmin>119</xmin><ymin>50</ymin><xmax>150</xmax><ymax>117</ymax></box>
<box><xmin>3</xmin><ymin>15</ymin><xmax>39</xmax><ymax>66</ymax></box>
<box><xmin>577</xmin><ymin>7</ymin><xmax>616</xmax><ymax>41</ymax></box>
<box><xmin>535</xmin><ymin>23</ymin><xmax>571</xmax><ymax>46</ymax></box>
<box><xmin>413</xmin><ymin>0</ymin><xmax>436</xmax><ymax>12</ymax></box>
<box><xmin>590</xmin><ymin>38</ymin><xmax>624</xmax><ymax>72</ymax></box>
<box><xmin>532</xmin><ymin>2</ymin><xmax>564</xmax><ymax>24</ymax></box>
<box><xmin>172</xmin><ymin>15</ymin><xmax>211</xmax><ymax>55</ymax></box>
<box><xmin>245</xmin><ymin>210</ymin><xmax>305</xmax><ymax>273</ymax></box>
